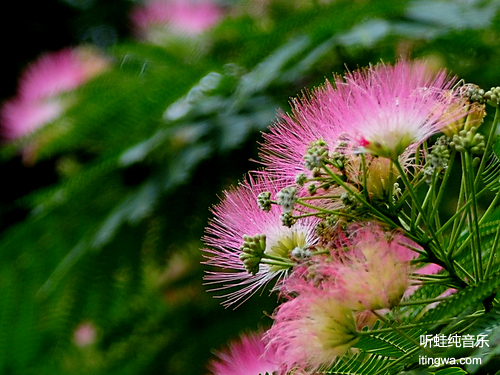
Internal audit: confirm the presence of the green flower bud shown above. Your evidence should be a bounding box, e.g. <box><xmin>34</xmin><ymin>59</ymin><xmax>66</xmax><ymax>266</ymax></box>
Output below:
<box><xmin>276</xmin><ymin>186</ymin><xmax>298</xmax><ymax>213</ymax></box>
<box><xmin>257</xmin><ymin>191</ymin><xmax>272</xmax><ymax>212</ymax></box>
<box><xmin>239</xmin><ymin>234</ymin><xmax>266</xmax><ymax>275</ymax></box>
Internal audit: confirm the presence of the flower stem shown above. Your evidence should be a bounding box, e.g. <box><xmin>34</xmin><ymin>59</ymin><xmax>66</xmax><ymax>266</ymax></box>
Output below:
<box><xmin>474</xmin><ymin>105</ymin><xmax>500</xmax><ymax>189</ymax></box>
<box><xmin>320</xmin><ymin>161</ymin><xmax>398</xmax><ymax>228</ymax></box>
<box><xmin>464</xmin><ymin>151</ymin><xmax>483</xmax><ymax>281</ymax></box>
<box><xmin>392</xmin><ymin>158</ymin><xmax>447</xmax><ymax>265</ymax></box>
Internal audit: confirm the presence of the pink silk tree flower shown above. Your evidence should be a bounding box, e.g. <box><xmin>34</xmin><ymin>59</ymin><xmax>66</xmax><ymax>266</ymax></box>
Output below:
<box><xmin>324</xmin><ymin>60</ymin><xmax>466</xmax><ymax>158</ymax></box>
<box><xmin>208</xmin><ymin>330</ymin><xmax>278</xmax><ymax>375</ymax></box>
<box><xmin>260</xmin><ymin>91</ymin><xmax>346</xmax><ymax>181</ymax></box>
<box><xmin>202</xmin><ymin>173</ymin><xmax>319</xmax><ymax>307</ymax></box>
<box><xmin>266</xmin><ymin>292</ymin><xmax>359</xmax><ymax>374</ymax></box>
<box><xmin>1</xmin><ymin>99</ymin><xmax>65</xmax><ymax>140</ymax></box>
<box><xmin>130</xmin><ymin>0</ymin><xmax>223</xmax><ymax>41</ymax></box>
<box><xmin>261</xmin><ymin>60</ymin><xmax>467</xmax><ymax>169</ymax></box>
<box><xmin>1</xmin><ymin>47</ymin><xmax>109</xmax><ymax>140</ymax></box>
<box><xmin>281</xmin><ymin>224</ymin><xmax>423</xmax><ymax>312</ymax></box>
<box><xmin>331</xmin><ymin>225</ymin><xmax>421</xmax><ymax>311</ymax></box>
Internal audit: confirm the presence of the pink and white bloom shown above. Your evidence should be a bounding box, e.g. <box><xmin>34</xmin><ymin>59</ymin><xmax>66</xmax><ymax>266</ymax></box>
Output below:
<box><xmin>266</xmin><ymin>292</ymin><xmax>359</xmax><ymax>374</ymax></box>
<box><xmin>202</xmin><ymin>173</ymin><xmax>319</xmax><ymax>307</ymax></box>
<box><xmin>208</xmin><ymin>330</ymin><xmax>278</xmax><ymax>375</ymax></box>
<box><xmin>1</xmin><ymin>47</ymin><xmax>109</xmax><ymax>140</ymax></box>
<box><xmin>260</xmin><ymin>92</ymin><xmax>346</xmax><ymax>180</ymax></box>
<box><xmin>282</xmin><ymin>224</ymin><xmax>423</xmax><ymax>311</ymax></box>
<box><xmin>130</xmin><ymin>0</ymin><xmax>223</xmax><ymax>42</ymax></box>
<box><xmin>321</xmin><ymin>60</ymin><xmax>467</xmax><ymax>158</ymax></box>
<box><xmin>333</xmin><ymin>225</ymin><xmax>424</xmax><ymax>310</ymax></box>
<box><xmin>261</xmin><ymin>60</ymin><xmax>468</xmax><ymax>166</ymax></box>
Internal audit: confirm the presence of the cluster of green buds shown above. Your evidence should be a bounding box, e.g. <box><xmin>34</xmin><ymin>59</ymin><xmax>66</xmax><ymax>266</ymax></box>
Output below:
<box><xmin>340</xmin><ymin>192</ymin><xmax>357</xmax><ymax>208</ymax></box>
<box><xmin>276</xmin><ymin>186</ymin><xmax>298</xmax><ymax>213</ymax></box>
<box><xmin>304</xmin><ymin>140</ymin><xmax>329</xmax><ymax>170</ymax></box>
<box><xmin>280</xmin><ymin>212</ymin><xmax>296</xmax><ymax>227</ymax></box>
<box><xmin>289</xmin><ymin>246</ymin><xmax>312</xmax><ymax>260</ymax></box>
<box><xmin>295</xmin><ymin>172</ymin><xmax>308</xmax><ymax>186</ymax></box>
<box><xmin>330</xmin><ymin>136</ymin><xmax>349</xmax><ymax>170</ymax></box>
<box><xmin>484</xmin><ymin>86</ymin><xmax>500</xmax><ymax>107</ymax></box>
<box><xmin>257</xmin><ymin>191</ymin><xmax>272</xmax><ymax>212</ymax></box>
<box><xmin>239</xmin><ymin>234</ymin><xmax>266</xmax><ymax>275</ymax></box>
<box><xmin>424</xmin><ymin>136</ymin><xmax>451</xmax><ymax>184</ymax></box>
<box><xmin>450</xmin><ymin>127</ymin><xmax>485</xmax><ymax>154</ymax></box>
<box><xmin>463</xmin><ymin>84</ymin><xmax>485</xmax><ymax>103</ymax></box>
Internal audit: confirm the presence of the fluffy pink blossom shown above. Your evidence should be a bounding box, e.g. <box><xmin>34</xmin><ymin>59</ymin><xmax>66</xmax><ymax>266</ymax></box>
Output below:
<box><xmin>334</xmin><ymin>226</ymin><xmax>425</xmax><ymax>310</ymax></box>
<box><xmin>208</xmin><ymin>330</ymin><xmax>278</xmax><ymax>375</ymax></box>
<box><xmin>344</xmin><ymin>61</ymin><xmax>466</xmax><ymax>157</ymax></box>
<box><xmin>1</xmin><ymin>47</ymin><xmax>109</xmax><ymax>140</ymax></box>
<box><xmin>202</xmin><ymin>173</ymin><xmax>319</xmax><ymax>307</ymax></box>
<box><xmin>261</xmin><ymin>60</ymin><xmax>467</xmax><ymax>167</ymax></box>
<box><xmin>266</xmin><ymin>291</ymin><xmax>359</xmax><ymax>374</ymax></box>
<box><xmin>260</xmin><ymin>92</ymin><xmax>346</xmax><ymax>180</ymax></box>
<box><xmin>131</xmin><ymin>0</ymin><xmax>223</xmax><ymax>41</ymax></box>
<box><xmin>282</xmin><ymin>224</ymin><xmax>423</xmax><ymax>311</ymax></box>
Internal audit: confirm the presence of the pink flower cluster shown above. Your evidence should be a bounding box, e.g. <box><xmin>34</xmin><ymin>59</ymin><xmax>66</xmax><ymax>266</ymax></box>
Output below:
<box><xmin>204</xmin><ymin>60</ymin><xmax>466</xmax><ymax>374</ymax></box>
<box><xmin>264</xmin><ymin>225</ymin><xmax>427</xmax><ymax>373</ymax></box>
<box><xmin>1</xmin><ymin>47</ymin><xmax>109</xmax><ymax>140</ymax></box>
<box><xmin>260</xmin><ymin>60</ymin><xmax>467</xmax><ymax>179</ymax></box>
<box><xmin>130</xmin><ymin>0</ymin><xmax>223</xmax><ymax>42</ymax></box>
<box><xmin>203</xmin><ymin>173</ymin><xmax>320</xmax><ymax>307</ymax></box>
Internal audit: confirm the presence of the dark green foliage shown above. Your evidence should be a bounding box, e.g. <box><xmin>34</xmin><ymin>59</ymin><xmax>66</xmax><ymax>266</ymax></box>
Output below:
<box><xmin>355</xmin><ymin>325</ymin><xmax>424</xmax><ymax>358</ymax></box>
<box><xmin>324</xmin><ymin>352</ymin><xmax>404</xmax><ymax>375</ymax></box>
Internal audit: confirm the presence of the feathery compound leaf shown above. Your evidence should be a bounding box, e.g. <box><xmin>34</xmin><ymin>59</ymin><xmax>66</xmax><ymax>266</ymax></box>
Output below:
<box><xmin>421</xmin><ymin>270</ymin><xmax>500</xmax><ymax>323</ymax></box>
<box><xmin>459</xmin><ymin>305</ymin><xmax>500</xmax><ymax>373</ymax></box>
<box><xmin>482</xmin><ymin>134</ymin><xmax>500</xmax><ymax>190</ymax></box>
<box><xmin>433</xmin><ymin>368</ymin><xmax>468</xmax><ymax>375</ymax></box>
<box><xmin>400</xmin><ymin>284</ymin><xmax>449</xmax><ymax>319</ymax></box>
<box><xmin>323</xmin><ymin>352</ymin><xmax>403</xmax><ymax>375</ymax></box>
<box><xmin>453</xmin><ymin>205</ymin><xmax>500</xmax><ymax>276</ymax></box>
<box><xmin>355</xmin><ymin>328</ymin><xmax>425</xmax><ymax>358</ymax></box>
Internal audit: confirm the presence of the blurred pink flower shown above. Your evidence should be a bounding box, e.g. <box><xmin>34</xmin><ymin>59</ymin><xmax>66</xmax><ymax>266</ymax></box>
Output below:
<box><xmin>1</xmin><ymin>47</ymin><xmax>109</xmax><ymax>140</ymax></box>
<box><xmin>1</xmin><ymin>99</ymin><xmax>64</xmax><ymax>139</ymax></box>
<box><xmin>202</xmin><ymin>173</ymin><xmax>319</xmax><ymax>307</ymax></box>
<box><xmin>131</xmin><ymin>0</ymin><xmax>223</xmax><ymax>40</ymax></box>
<box><xmin>208</xmin><ymin>330</ymin><xmax>278</xmax><ymax>375</ymax></box>
<box><xmin>17</xmin><ymin>47</ymin><xmax>109</xmax><ymax>102</ymax></box>
<box><xmin>72</xmin><ymin>321</ymin><xmax>97</xmax><ymax>347</ymax></box>
<box><xmin>333</xmin><ymin>229</ymin><xmax>414</xmax><ymax>311</ymax></box>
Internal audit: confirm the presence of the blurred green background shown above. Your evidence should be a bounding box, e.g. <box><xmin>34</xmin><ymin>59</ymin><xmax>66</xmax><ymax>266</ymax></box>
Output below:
<box><xmin>1</xmin><ymin>0</ymin><xmax>500</xmax><ymax>374</ymax></box>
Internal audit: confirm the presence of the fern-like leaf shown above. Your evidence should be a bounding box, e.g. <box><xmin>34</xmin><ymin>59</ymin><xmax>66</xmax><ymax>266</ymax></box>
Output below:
<box><xmin>481</xmin><ymin>134</ymin><xmax>500</xmax><ymax>190</ymax></box>
<box><xmin>421</xmin><ymin>271</ymin><xmax>500</xmax><ymax>324</ymax></box>
<box><xmin>355</xmin><ymin>327</ymin><xmax>424</xmax><ymax>358</ymax></box>
<box><xmin>324</xmin><ymin>352</ymin><xmax>403</xmax><ymax>375</ymax></box>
